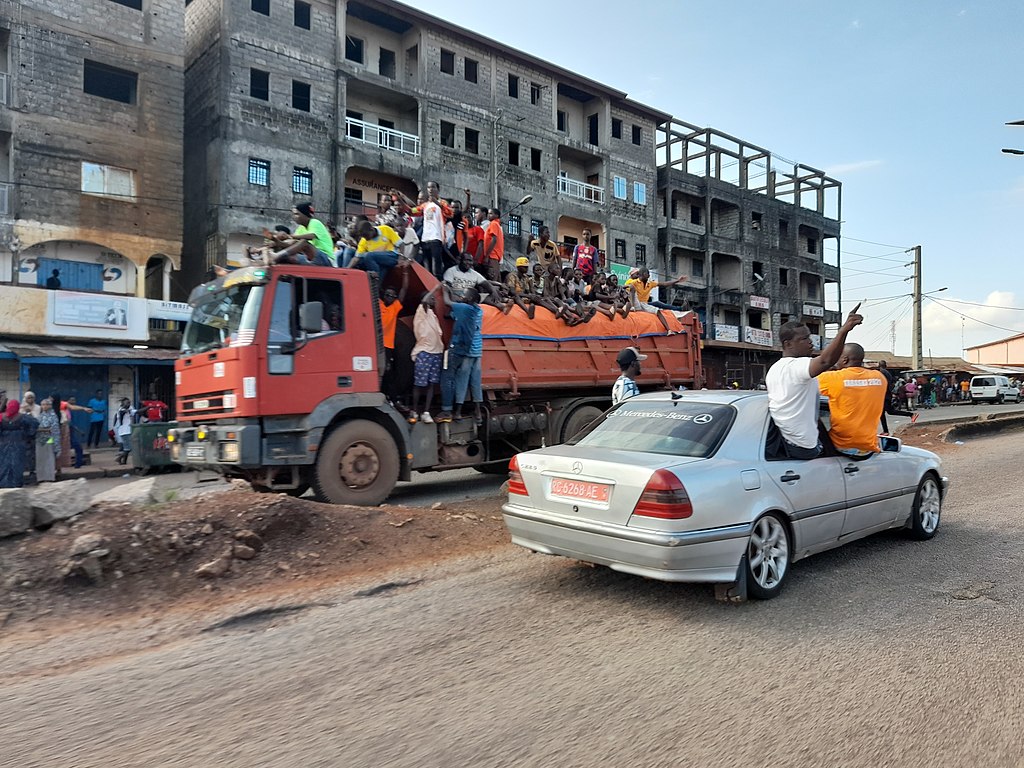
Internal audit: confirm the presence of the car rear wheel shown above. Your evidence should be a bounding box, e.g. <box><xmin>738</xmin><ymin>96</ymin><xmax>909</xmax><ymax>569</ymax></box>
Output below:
<box><xmin>745</xmin><ymin>513</ymin><xmax>791</xmax><ymax>600</ymax></box>
<box><xmin>997</xmin><ymin>394</ymin><xmax>1004</xmax><ymax>404</ymax></box>
<box><xmin>908</xmin><ymin>475</ymin><xmax>942</xmax><ymax>540</ymax></box>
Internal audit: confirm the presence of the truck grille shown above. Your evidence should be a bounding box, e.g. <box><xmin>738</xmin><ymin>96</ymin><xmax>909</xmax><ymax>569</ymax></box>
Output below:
<box><xmin>181</xmin><ymin>390</ymin><xmax>236</xmax><ymax>415</ymax></box>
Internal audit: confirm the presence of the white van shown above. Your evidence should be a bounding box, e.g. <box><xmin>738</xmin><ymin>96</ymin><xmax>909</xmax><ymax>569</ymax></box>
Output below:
<box><xmin>969</xmin><ymin>375</ymin><xmax>1020</xmax><ymax>404</ymax></box>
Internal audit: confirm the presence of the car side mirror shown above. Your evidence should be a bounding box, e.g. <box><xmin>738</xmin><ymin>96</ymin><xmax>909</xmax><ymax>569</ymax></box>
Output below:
<box><xmin>880</xmin><ymin>436</ymin><xmax>901</xmax><ymax>453</ymax></box>
<box><xmin>299</xmin><ymin>301</ymin><xmax>324</xmax><ymax>333</ymax></box>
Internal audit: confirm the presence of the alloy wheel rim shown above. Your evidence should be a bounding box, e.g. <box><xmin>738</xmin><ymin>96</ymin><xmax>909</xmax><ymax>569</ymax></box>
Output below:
<box><xmin>919</xmin><ymin>480</ymin><xmax>941</xmax><ymax>533</ymax></box>
<box><xmin>748</xmin><ymin>516</ymin><xmax>789</xmax><ymax>589</ymax></box>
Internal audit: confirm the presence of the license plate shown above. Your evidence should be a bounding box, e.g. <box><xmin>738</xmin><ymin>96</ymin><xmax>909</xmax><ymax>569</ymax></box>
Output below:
<box><xmin>550</xmin><ymin>477</ymin><xmax>610</xmax><ymax>502</ymax></box>
<box><xmin>192</xmin><ymin>399</ymin><xmax>210</xmax><ymax>410</ymax></box>
<box><xmin>186</xmin><ymin>445</ymin><xmax>205</xmax><ymax>460</ymax></box>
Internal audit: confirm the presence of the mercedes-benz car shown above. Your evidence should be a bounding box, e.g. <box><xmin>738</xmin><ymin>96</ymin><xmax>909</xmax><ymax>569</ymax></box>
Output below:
<box><xmin>502</xmin><ymin>391</ymin><xmax>947</xmax><ymax>601</ymax></box>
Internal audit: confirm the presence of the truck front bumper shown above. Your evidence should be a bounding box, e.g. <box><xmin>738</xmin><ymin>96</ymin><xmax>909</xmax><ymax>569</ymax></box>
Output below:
<box><xmin>169</xmin><ymin>423</ymin><xmax>263</xmax><ymax>468</ymax></box>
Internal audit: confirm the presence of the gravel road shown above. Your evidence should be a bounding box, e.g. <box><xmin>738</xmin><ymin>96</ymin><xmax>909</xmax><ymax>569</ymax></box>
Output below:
<box><xmin>3</xmin><ymin>431</ymin><xmax>1024</xmax><ymax>767</ymax></box>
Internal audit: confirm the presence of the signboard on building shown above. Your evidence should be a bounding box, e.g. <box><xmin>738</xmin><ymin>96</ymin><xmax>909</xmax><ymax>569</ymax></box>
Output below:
<box><xmin>53</xmin><ymin>292</ymin><xmax>130</xmax><ymax>329</ymax></box>
<box><xmin>714</xmin><ymin>324</ymin><xmax>739</xmax><ymax>342</ymax></box>
<box><xmin>745</xmin><ymin>327</ymin><xmax>774</xmax><ymax>346</ymax></box>
<box><xmin>803</xmin><ymin>303</ymin><xmax>824</xmax><ymax>317</ymax></box>
<box><xmin>750</xmin><ymin>295</ymin><xmax>771</xmax><ymax>310</ymax></box>
<box><xmin>148</xmin><ymin>300</ymin><xmax>192</xmax><ymax>322</ymax></box>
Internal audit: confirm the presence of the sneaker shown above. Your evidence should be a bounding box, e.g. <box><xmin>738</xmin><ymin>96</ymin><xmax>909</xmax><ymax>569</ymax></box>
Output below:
<box><xmin>436</xmin><ymin>412</ymin><xmax>453</xmax><ymax>423</ymax></box>
<box><xmin>421</xmin><ymin>412</ymin><xmax>434</xmax><ymax>424</ymax></box>
<box><xmin>911</xmin><ymin>412</ymin><xmax>920</xmax><ymax>424</ymax></box>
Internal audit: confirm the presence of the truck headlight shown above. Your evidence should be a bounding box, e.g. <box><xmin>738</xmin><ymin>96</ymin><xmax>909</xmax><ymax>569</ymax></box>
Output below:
<box><xmin>219</xmin><ymin>441</ymin><xmax>240</xmax><ymax>462</ymax></box>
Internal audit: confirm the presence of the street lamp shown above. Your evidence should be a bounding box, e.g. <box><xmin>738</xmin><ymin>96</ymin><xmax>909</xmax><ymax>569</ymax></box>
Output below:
<box><xmin>507</xmin><ymin>194</ymin><xmax>533</xmax><ymax>215</ymax></box>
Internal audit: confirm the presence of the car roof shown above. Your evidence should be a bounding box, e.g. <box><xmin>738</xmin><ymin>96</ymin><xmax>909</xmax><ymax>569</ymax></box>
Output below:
<box><xmin>628</xmin><ymin>389</ymin><xmax>765</xmax><ymax>406</ymax></box>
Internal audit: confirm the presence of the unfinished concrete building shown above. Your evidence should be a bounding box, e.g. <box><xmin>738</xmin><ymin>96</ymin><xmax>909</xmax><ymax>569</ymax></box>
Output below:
<box><xmin>184</xmin><ymin>0</ymin><xmax>665</xmax><ymax>279</ymax></box>
<box><xmin>0</xmin><ymin>0</ymin><xmax>184</xmax><ymax>408</ymax></box>
<box><xmin>657</xmin><ymin>120</ymin><xmax>842</xmax><ymax>388</ymax></box>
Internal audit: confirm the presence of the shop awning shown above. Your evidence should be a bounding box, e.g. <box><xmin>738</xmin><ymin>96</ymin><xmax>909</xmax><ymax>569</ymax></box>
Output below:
<box><xmin>0</xmin><ymin>342</ymin><xmax>178</xmax><ymax>366</ymax></box>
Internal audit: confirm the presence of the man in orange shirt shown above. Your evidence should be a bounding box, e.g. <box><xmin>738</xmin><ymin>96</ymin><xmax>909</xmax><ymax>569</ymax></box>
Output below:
<box><xmin>379</xmin><ymin>263</ymin><xmax>410</xmax><ymax>408</ymax></box>
<box><xmin>482</xmin><ymin>207</ymin><xmax>504</xmax><ymax>280</ymax></box>
<box><xmin>817</xmin><ymin>343</ymin><xmax>888</xmax><ymax>456</ymax></box>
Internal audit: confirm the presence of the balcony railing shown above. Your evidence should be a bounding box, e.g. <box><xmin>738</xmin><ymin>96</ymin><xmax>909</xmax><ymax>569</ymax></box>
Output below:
<box><xmin>0</xmin><ymin>73</ymin><xmax>7</xmax><ymax>105</ymax></box>
<box><xmin>345</xmin><ymin>117</ymin><xmax>420</xmax><ymax>157</ymax></box>
<box><xmin>0</xmin><ymin>182</ymin><xmax>11</xmax><ymax>216</ymax></box>
<box><xmin>557</xmin><ymin>175</ymin><xmax>604</xmax><ymax>204</ymax></box>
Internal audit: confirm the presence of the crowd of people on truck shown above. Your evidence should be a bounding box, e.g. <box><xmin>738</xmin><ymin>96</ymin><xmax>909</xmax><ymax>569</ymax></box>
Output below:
<box><xmin>234</xmin><ymin>182</ymin><xmax>690</xmax><ymax>331</ymax></box>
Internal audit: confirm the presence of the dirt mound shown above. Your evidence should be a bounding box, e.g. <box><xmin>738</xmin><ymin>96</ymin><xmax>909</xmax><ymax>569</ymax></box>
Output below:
<box><xmin>0</xmin><ymin>489</ymin><xmax>507</xmax><ymax>629</ymax></box>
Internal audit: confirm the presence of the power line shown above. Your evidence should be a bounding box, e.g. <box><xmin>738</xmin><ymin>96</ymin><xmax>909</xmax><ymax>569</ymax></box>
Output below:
<box><xmin>842</xmin><ymin>235</ymin><xmax>914</xmax><ymax>250</ymax></box>
<box><xmin>841</xmin><ymin>278</ymin><xmax>911</xmax><ymax>291</ymax></box>
<box><xmin>933</xmin><ymin>297</ymin><xmax>1024</xmax><ymax>311</ymax></box>
<box><xmin>925</xmin><ymin>296</ymin><xmax>1024</xmax><ymax>335</ymax></box>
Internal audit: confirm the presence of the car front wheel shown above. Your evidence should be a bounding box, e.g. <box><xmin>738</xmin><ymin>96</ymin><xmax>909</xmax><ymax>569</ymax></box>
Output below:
<box><xmin>745</xmin><ymin>513</ymin><xmax>791</xmax><ymax>599</ymax></box>
<box><xmin>909</xmin><ymin>475</ymin><xmax>942</xmax><ymax>540</ymax></box>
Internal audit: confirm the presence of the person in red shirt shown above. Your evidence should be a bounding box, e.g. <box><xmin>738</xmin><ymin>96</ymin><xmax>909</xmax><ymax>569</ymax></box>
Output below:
<box><xmin>571</xmin><ymin>227</ymin><xmax>600</xmax><ymax>281</ymax></box>
<box><xmin>482</xmin><ymin>208</ymin><xmax>504</xmax><ymax>281</ymax></box>
<box><xmin>465</xmin><ymin>206</ymin><xmax>486</xmax><ymax>266</ymax></box>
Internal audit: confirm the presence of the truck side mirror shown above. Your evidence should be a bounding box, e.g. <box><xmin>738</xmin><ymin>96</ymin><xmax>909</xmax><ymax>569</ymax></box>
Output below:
<box><xmin>299</xmin><ymin>301</ymin><xmax>323</xmax><ymax>333</ymax></box>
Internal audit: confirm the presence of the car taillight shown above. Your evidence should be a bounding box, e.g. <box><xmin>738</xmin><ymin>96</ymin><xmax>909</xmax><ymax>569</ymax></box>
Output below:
<box><xmin>508</xmin><ymin>455</ymin><xmax>528</xmax><ymax>497</ymax></box>
<box><xmin>632</xmin><ymin>469</ymin><xmax>692</xmax><ymax>519</ymax></box>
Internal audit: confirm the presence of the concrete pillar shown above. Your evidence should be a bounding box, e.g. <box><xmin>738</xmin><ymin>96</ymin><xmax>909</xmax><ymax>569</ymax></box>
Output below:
<box><xmin>162</xmin><ymin>258</ymin><xmax>171</xmax><ymax>301</ymax></box>
<box><xmin>135</xmin><ymin>262</ymin><xmax>146</xmax><ymax>298</ymax></box>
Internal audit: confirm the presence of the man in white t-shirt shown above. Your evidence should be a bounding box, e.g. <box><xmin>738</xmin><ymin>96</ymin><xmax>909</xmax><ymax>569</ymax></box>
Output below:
<box><xmin>443</xmin><ymin>252</ymin><xmax>489</xmax><ymax>295</ymax></box>
<box><xmin>765</xmin><ymin>304</ymin><xmax>864</xmax><ymax>459</ymax></box>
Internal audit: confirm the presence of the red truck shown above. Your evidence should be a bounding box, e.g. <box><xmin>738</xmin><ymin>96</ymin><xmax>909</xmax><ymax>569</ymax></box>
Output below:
<box><xmin>170</xmin><ymin>262</ymin><xmax>703</xmax><ymax>505</ymax></box>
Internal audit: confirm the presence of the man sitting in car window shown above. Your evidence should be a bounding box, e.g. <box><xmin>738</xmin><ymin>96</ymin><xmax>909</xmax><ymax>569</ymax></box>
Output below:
<box><xmin>765</xmin><ymin>304</ymin><xmax>864</xmax><ymax>459</ymax></box>
<box><xmin>817</xmin><ymin>343</ymin><xmax>887</xmax><ymax>457</ymax></box>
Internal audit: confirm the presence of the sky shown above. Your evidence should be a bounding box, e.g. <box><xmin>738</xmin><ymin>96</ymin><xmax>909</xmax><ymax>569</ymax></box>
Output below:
<box><xmin>415</xmin><ymin>0</ymin><xmax>1024</xmax><ymax>359</ymax></box>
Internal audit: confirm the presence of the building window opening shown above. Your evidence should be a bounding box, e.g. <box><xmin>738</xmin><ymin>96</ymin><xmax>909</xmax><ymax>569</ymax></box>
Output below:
<box><xmin>612</xmin><ymin>118</ymin><xmax>622</xmax><ymax>139</ymax></box>
<box><xmin>250</xmin><ymin>68</ymin><xmax>269</xmax><ymax>101</ymax></box>
<box><xmin>251</xmin><ymin>0</ymin><xmax>270</xmax><ymax>15</ymax></box>
<box><xmin>440</xmin><ymin>120</ymin><xmax>455</xmax><ymax>148</ymax></box>
<box><xmin>294</xmin><ymin>1</ymin><xmax>311</xmax><ymax>28</ymax></box>
<box><xmin>379</xmin><ymin>48</ymin><xmax>396</xmax><ymax>79</ymax></box>
<box><xmin>507</xmin><ymin>215</ymin><xmax>521</xmax><ymax>236</ymax></box>
<box><xmin>530</xmin><ymin>82</ymin><xmax>541</xmax><ymax>105</ymax></box>
<box><xmin>464</xmin><ymin>58</ymin><xmax>478</xmax><ymax>83</ymax></box>
<box><xmin>690</xmin><ymin>205</ymin><xmax>702</xmax><ymax>225</ymax></box>
<box><xmin>346</xmin><ymin>36</ymin><xmax>364</xmax><ymax>64</ymax></box>
<box><xmin>440</xmin><ymin>49</ymin><xmax>455</xmax><ymax>75</ymax></box>
<box><xmin>530</xmin><ymin>147</ymin><xmax>541</xmax><ymax>172</ymax></box>
<box><xmin>631</xmin><ymin>124</ymin><xmax>642</xmax><ymax>145</ymax></box>
<box><xmin>464</xmin><ymin>127</ymin><xmax>479</xmax><ymax>154</ymax></box>
<box><xmin>508</xmin><ymin>141</ymin><xmax>519</xmax><ymax>166</ymax></box>
<box><xmin>248</xmin><ymin>158</ymin><xmax>270</xmax><ymax>186</ymax></box>
<box><xmin>83</xmin><ymin>60</ymin><xmax>137</xmax><ymax>104</ymax></box>
<box><xmin>292</xmin><ymin>80</ymin><xmax>311</xmax><ymax>111</ymax></box>
<box><xmin>292</xmin><ymin>167</ymin><xmax>312</xmax><ymax>195</ymax></box>
<box><xmin>508</xmin><ymin>74</ymin><xmax>519</xmax><ymax>98</ymax></box>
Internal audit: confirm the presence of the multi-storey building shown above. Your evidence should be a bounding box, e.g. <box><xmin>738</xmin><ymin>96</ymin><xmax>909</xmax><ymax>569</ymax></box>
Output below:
<box><xmin>184</xmin><ymin>0</ymin><xmax>666</xmax><ymax>278</ymax></box>
<box><xmin>656</xmin><ymin>120</ymin><xmax>843</xmax><ymax>388</ymax></box>
<box><xmin>0</xmin><ymin>0</ymin><xmax>185</xmax><ymax>415</ymax></box>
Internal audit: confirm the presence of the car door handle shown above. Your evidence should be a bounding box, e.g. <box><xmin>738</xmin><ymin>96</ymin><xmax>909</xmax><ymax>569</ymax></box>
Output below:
<box><xmin>780</xmin><ymin>471</ymin><xmax>800</xmax><ymax>483</ymax></box>
<box><xmin>844</xmin><ymin>465</ymin><xmax>860</xmax><ymax>474</ymax></box>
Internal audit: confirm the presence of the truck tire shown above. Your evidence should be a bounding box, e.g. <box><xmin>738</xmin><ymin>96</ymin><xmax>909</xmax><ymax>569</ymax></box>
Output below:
<box><xmin>313</xmin><ymin>420</ymin><xmax>400</xmax><ymax>506</ymax></box>
<box><xmin>561</xmin><ymin>405</ymin><xmax>604</xmax><ymax>442</ymax></box>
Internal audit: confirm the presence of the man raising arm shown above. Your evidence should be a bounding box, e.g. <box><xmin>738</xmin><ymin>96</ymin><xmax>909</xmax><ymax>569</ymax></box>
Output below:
<box><xmin>765</xmin><ymin>304</ymin><xmax>864</xmax><ymax>459</ymax></box>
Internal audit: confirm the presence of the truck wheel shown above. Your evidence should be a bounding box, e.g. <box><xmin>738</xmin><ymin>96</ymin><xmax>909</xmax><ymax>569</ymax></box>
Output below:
<box><xmin>561</xmin><ymin>405</ymin><xmax>604</xmax><ymax>442</ymax></box>
<box><xmin>313</xmin><ymin>420</ymin><xmax>399</xmax><ymax>506</ymax></box>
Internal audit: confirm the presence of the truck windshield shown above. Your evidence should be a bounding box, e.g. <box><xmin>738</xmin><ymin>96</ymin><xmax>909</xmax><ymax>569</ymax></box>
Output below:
<box><xmin>181</xmin><ymin>285</ymin><xmax>264</xmax><ymax>355</ymax></box>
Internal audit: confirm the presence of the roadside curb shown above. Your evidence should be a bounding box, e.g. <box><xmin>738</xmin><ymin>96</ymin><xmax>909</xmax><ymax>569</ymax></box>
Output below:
<box><xmin>898</xmin><ymin>413</ymin><xmax>1024</xmax><ymax>443</ymax></box>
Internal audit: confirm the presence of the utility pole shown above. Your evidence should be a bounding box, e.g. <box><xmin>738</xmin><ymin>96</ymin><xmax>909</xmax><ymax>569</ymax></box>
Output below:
<box><xmin>890</xmin><ymin>320</ymin><xmax>896</xmax><ymax>355</ymax></box>
<box><xmin>910</xmin><ymin>245</ymin><xmax>922</xmax><ymax>370</ymax></box>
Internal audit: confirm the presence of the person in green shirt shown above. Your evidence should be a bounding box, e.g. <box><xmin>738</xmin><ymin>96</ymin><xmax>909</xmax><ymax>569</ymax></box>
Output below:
<box><xmin>290</xmin><ymin>202</ymin><xmax>335</xmax><ymax>266</ymax></box>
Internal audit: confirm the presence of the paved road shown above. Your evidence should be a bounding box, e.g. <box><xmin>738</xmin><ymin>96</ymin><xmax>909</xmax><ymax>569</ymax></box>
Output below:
<box><xmin>4</xmin><ymin>430</ymin><xmax>1024</xmax><ymax>767</ymax></box>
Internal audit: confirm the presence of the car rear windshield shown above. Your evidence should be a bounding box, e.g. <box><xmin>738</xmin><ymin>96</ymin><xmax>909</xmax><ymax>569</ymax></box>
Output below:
<box><xmin>570</xmin><ymin>401</ymin><xmax>735</xmax><ymax>458</ymax></box>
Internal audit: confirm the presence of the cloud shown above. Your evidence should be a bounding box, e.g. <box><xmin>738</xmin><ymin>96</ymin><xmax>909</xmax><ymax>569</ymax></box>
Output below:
<box><xmin>958</xmin><ymin>9</ymin><xmax>967</xmax><ymax>16</ymax></box>
<box><xmin>850</xmin><ymin>19</ymin><xmax>861</xmax><ymax>29</ymax></box>
<box><xmin>824</xmin><ymin>159</ymin><xmax>883</xmax><ymax>175</ymax></box>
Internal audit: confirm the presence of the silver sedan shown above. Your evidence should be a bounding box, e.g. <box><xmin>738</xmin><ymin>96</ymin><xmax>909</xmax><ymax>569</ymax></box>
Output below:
<box><xmin>502</xmin><ymin>391</ymin><xmax>948</xmax><ymax>601</ymax></box>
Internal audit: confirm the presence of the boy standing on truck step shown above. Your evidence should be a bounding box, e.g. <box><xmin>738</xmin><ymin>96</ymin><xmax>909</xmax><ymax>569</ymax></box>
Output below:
<box><xmin>436</xmin><ymin>286</ymin><xmax>484</xmax><ymax>425</ymax></box>
<box><xmin>380</xmin><ymin>264</ymin><xmax>410</xmax><ymax>409</ymax></box>
<box><xmin>409</xmin><ymin>285</ymin><xmax>444</xmax><ymax>424</ymax></box>
<box><xmin>482</xmin><ymin>208</ymin><xmax>505</xmax><ymax>282</ymax></box>
<box><xmin>612</xmin><ymin>347</ymin><xmax>646</xmax><ymax>405</ymax></box>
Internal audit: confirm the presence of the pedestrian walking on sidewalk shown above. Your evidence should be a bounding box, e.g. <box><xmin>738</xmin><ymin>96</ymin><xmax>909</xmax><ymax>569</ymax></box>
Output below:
<box><xmin>35</xmin><ymin>398</ymin><xmax>59</xmax><ymax>483</ymax></box>
<box><xmin>112</xmin><ymin>398</ymin><xmax>136</xmax><ymax>465</ymax></box>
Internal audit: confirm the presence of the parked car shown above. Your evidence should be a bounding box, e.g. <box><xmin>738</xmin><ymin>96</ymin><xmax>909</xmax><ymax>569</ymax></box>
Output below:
<box><xmin>502</xmin><ymin>391</ymin><xmax>948</xmax><ymax>601</ymax></box>
<box><xmin>969</xmin><ymin>375</ymin><xmax>1020</xmax><ymax>404</ymax></box>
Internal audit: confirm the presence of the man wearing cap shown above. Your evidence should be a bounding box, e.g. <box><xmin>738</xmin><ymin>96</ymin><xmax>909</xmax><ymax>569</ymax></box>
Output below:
<box><xmin>504</xmin><ymin>257</ymin><xmax>536</xmax><ymax>319</ymax></box>
<box><xmin>613</xmin><ymin>347</ymin><xmax>647</xmax><ymax>405</ymax></box>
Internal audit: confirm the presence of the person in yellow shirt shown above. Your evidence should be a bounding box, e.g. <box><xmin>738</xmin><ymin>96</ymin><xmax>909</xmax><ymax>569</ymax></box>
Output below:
<box><xmin>624</xmin><ymin>267</ymin><xmax>687</xmax><ymax>332</ymax></box>
<box><xmin>349</xmin><ymin>221</ymin><xmax>403</xmax><ymax>281</ymax></box>
<box><xmin>817</xmin><ymin>343</ymin><xmax>888</xmax><ymax>456</ymax></box>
